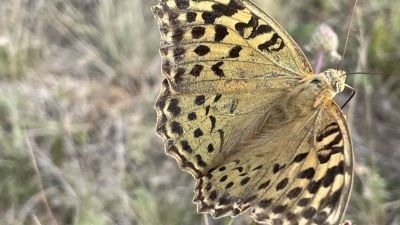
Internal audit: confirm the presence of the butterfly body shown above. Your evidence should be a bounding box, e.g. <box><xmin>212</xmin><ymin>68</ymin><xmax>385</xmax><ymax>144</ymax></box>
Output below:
<box><xmin>153</xmin><ymin>1</ymin><xmax>353</xmax><ymax>224</ymax></box>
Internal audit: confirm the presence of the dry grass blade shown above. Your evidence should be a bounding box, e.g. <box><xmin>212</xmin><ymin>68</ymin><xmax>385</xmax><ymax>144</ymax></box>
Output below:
<box><xmin>26</xmin><ymin>138</ymin><xmax>59</xmax><ymax>225</ymax></box>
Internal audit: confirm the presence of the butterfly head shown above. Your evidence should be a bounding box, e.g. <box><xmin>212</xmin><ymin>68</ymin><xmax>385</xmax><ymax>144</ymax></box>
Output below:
<box><xmin>318</xmin><ymin>69</ymin><xmax>347</xmax><ymax>94</ymax></box>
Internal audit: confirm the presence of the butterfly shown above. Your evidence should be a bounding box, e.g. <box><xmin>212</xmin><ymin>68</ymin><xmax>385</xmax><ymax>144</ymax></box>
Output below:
<box><xmin>152</xmin><ymin>0</ymin><xmax>353</xmax><ymax>224</ymax></box>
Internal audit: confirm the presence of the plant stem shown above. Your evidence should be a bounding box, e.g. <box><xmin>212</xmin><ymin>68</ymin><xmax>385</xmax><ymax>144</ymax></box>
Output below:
<box><xmin>314</xmin><ymin>50</ymin><xmax>325</xmax><ymax>73</ymax></box>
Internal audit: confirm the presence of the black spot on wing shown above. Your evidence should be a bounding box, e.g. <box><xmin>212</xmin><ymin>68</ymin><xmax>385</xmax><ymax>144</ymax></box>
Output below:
<box><xmin>188</xmin><ymin>112</ymin><xmax>197</xmax><ymax>121</ymax></box>
<box><xmin>293</xmin><ymin>152</ymin><xmax>308</xmax><ymax>163</ymax></box>
<box><xmin>258</xmin><ymin>180</ymin><xmax>270</xmax><ymax>190</ymax></box>
<box><xmin>248</xmin><ymin>24</ymin><xmax>273</xmax><ymax>39</ymax></box>
<box><xmin>172</xmin><ymin>28</ymin><xmax>185</xmax><ymax>43</ymax></box>
<box><xmin>219</xmin><ymin>175</ymin><xmax>228</xmax><ymax>182</ymax></box>
<box><xmin>212</xmin><ymin>0</ymin><xmax>245</xmax><ymax>17</ymax></box>
<box><xmin>190</xmin><ymin>64</ymin><xmax>203</xmax><ymax>77</ymax></box>
<box><xmin>211</xmin><ymin>62</ymin><xmax>224</xmax><ymax>77</ymax></box>
<box><xmin>215</xmin><ymin>25</ymin><xmax>228</xmax><ymax>42</ymax></box>
<box><xmin>207</xmin><ymin>143</ymin><xmax>214</xmax><ymax>153</ymax></box>
<box><xmin>167</xmin><ymin>98</ymin><xmax>181</xmax><ymax>117</ymax></box>
<box><xmin>252</xmin><ymin>165</ymin><xmax>262</xmax><ymax>171</ymax></box>
<box><xmin>171</xmin><ymin>121</ymin><xmax>183</xmax><ymax>135</ymax></box>
<box><xmin>272</xmin><ymin>163</ymin><xmax>280</xmax><ymax>174</ymax></box>
<box><xmin>202</xmin><ymin>12</ymin><xmax>218</xmax><ymax>24</ymax></box>
<box><xmin>320</xmin><ymin>132</ymin><xmax>342</xmax><ymax>151</ymax></box>
<box><xmin>302</xmin><ymin>207</ymin><xmax>317</xmax><ymax>219</ymax></box>
<box><xmin>173</xmin><ymin>47</ymin><xmax>185</xmax><ymax>62</ymax></box>
<box><xmin>181</xmin><ymin>140</ymin><xmax>193</xmax><ymax>153</ymax></box>
<box><xmin>318</xmin><ymin>146</ymin><xmax>344</xmax><ymax>164</ymax></box>
<box><xmin>235</xmin><ymin>22</ymin><xmax>247</xmax><ymax>36</ymax></box>
<box><xmin>225</xmin><ymin>182</ymin><xmax>234</xmax><ymax>190</ymax></box>
<box><xmin>297</xmin><ymin>198</ymin><xmax>310</xmax><ymax>207</ymax></box>
<box><xmin>174</xmin><ymin>67</ymin><xmax>185</xmax><ymax>83</ymax></box>
<box><xmin>313</xmin><ymin>212</ymin><xmax>328</xmax><ymax>224</ymax></box>
<box><xmin>209</xmin><ymin>190</ymin><xmax>217</xmax><ymax>200</ymax></box>
<box><xmin>322</xmin><ymin>161</ymin><xmax>345</xmax><ymax>187</ymax></box>
<box><xmin>195</xmin><ymin>95</ymin><xmax>206</xmax><ymax>105</ymax></box>
<box><xmin>326</xmin><ymin>188</ymin><xmax>342</xmax><ymax>208</ymax></box>
<box><xmin>175</xmin><ymin>0</ymin><xmax>189</xmax><ymax>10</ymax></box>
<box><xmin>202</xmin><ymin>106</ymin><xmax>209</xmax><ymax>116</ymax></box>
<box><xmin>307</xmin><ymin>180</ymin><xmax>322</xmax><ymax>194</ymax></box>
<box><xmin>168</xmin><ymin>11</ymin><xmax>179</xmax><ymax>25</ymax></box>
<box><xmin>194</xmin><ymin>45</ymin><xmax>210</xmax><ymax>56</ymax></box>
<box><xmin>194</xmin><ymin>128</ymin><xmax>204</xmax><ymax>138</ymax></box>
<box><xmin>218</xmin><ymin>195</ymin><xmax>231</xmax><ymax>205</ymax></box>
<box><xmin>258</xmin><ymin>33</ymin><xmax>285</xmax><ymax>52</ymax></box>
<box><xmin>229</xmin><ymin>46</ymin><xmax>242</xmax><ymax>58</ymax></box>
<box><xmin>259</xmin><ymin>199</ymin><xmax>272</xmax><ymax>208</ymax></box>
<box><xmin>287</xmin><ymin>187</ymin><xmax>302</xmax><ymax>199</ymax></box>
<box><xmin>196</xmin><ymin>154</ymin><xmax>207</xmax><ymax>167</ymax></box>
<box><xmin>229</xmin><ymin>99</ymin><xmax>238</xmax><ymax>113</ymax></box>
<box><xmin>186</xmin><ymin>12</ymin><xmax>197</xmax><ymax>22</ymax></box>
<box><xmin>240</xmin><ymin>177</ymin><xmax>250</xmax><ymax>185</ymax></box>
<box><xmin>209</xmin><ymin>116</ymin><xmax>216</xmax><ymax>132</ymax></box>
<box><xmin>218</xmin><ymin>129</ymin><xmax>225</xmax><ymax>151</ymax></box>
<box><xmin>235</xmin><ymin>15</ymin><xmax>258</xmax><ymax>38</ymax></box>
<box><xmin>298</xmin><ymin>168</ymin><xmax>316</xmax><ymax>179</ymax></box>
<box><xmin>214</xmin><ymin>94</ymin><xmax>222</xmax><ymax>102</ymax></box>
<box><xmin>192</xmin><ymin>26</ymin><xmax>206</xmax><ymax>39</ymax></box>
<box><xmin>276</xmin><ymin>178</ymin><xmax>289</xmax><ymax>190</ymax></box>
<box><xmin>317</xmin><ymin>125</ymin><xmax>340</xmax><ymax>142</ymax></box>
<box><xmin>272</xmin><ymin>205</ymin><xmax>287</xmax><ymax>214</ymax></box>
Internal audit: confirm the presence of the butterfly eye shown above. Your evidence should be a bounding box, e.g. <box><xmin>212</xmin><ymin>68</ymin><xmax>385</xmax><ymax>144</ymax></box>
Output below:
<box><xmin>335</xmin><ymin>81</ymin><xmax>340</xmax><ymax>92</ymax></box>
<box><xmin>310</xmin><ymin>78</ymin><xmax>322</xmax><ymax>86</ymax></box>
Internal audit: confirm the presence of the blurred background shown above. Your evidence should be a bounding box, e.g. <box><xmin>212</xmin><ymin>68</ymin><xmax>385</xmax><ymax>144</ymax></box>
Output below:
<box><xmin>0</xmin><ymin>0</ymin><xmax>399</xmax><ymax>224</ymax></box>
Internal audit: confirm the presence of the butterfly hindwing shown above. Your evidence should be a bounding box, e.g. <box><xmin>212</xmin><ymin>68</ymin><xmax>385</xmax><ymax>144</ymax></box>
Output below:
<box><xmin>195</xmin><ymin>101</ymin><xmax>353</xmax><ymax>225</ymax></box>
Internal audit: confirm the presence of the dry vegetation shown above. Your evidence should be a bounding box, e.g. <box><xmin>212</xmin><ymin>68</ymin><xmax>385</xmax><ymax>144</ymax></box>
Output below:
<box><xmin>0</xmin><ymin>0</ymin><xmax>399</xmax><ymax>225</ymax></box>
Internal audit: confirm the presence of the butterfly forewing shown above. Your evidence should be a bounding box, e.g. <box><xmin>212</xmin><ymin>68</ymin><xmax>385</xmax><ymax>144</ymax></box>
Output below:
<box><xmin>155</xmin><ymin>79</ymin><xmax>285</xmax><ymax>176</ymax></box>
<box><xmin>152</xmin><ymin>0</ymin><xmax>313</xmax><ymax>94</ymax></box>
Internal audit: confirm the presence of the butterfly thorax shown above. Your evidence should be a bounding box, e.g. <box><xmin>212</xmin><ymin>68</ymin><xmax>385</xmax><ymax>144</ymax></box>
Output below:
<box><xmin>267</xmin><ymin>69</ymin><xmax>346</xmax><ymax>124</ymax></box>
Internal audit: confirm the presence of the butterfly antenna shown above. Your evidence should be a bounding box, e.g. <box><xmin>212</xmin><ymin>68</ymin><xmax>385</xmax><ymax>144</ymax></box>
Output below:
<box><xmin>338</xmin><ymin>0</ymin><xmax>358</xmax><ymax>70</ymax></box>
<box><xmin>341</xmin><ymin>72</ymin><xmax>388</xmax><ymax>78</ymax></box>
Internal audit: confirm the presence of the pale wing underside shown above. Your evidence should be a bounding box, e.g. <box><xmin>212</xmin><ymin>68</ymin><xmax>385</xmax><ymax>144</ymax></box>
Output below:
<box><xmin>152</xmin><ymin>0</ymin><xmax>312</xmax><ymax>94</ymax></box>
<box><xmin>153</xmin><ymin>1</ymin><xmax>353</xmax><ymax>225</ymax></box>
<box><xmin>195</xmin><ymin>101</ymin><xmax>353</xmax><ymax>225</ymax></box>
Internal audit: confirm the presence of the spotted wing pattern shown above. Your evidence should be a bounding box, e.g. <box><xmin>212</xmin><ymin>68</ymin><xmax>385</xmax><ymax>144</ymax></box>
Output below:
<box><xmin>152</xmin><ymin>0</ymin><xmax>314</xmax><ymax>177</ymax></box>
<box><xmin>195</xmin><ymin>101</ymin><xmax>353</xmax><ymax>225</ymax></box>
<box><xmin>155</xmin><ymin>78</ymin><xmax>285</xmax><ymax>176</ymax></box>
<box><xmin>152</xmin><ymin>0</ymin><xmax>353</xmax><ymax>225</ymax></box>
<box><xmin>152</xmin><ymin>0</ymin><xmax>312</xmax><ymax>94</ymax></box>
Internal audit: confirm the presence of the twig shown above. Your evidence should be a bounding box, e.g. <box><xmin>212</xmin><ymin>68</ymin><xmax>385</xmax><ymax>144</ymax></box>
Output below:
<box><xmin>26</xmin><ymin>138</ymin><xmax>59</xmax><ymax>225</ymax></box>
<box><xmin>314</xmin><ymin>50</ymin><xmax>325</xmax><ymax>73</ymax></box>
